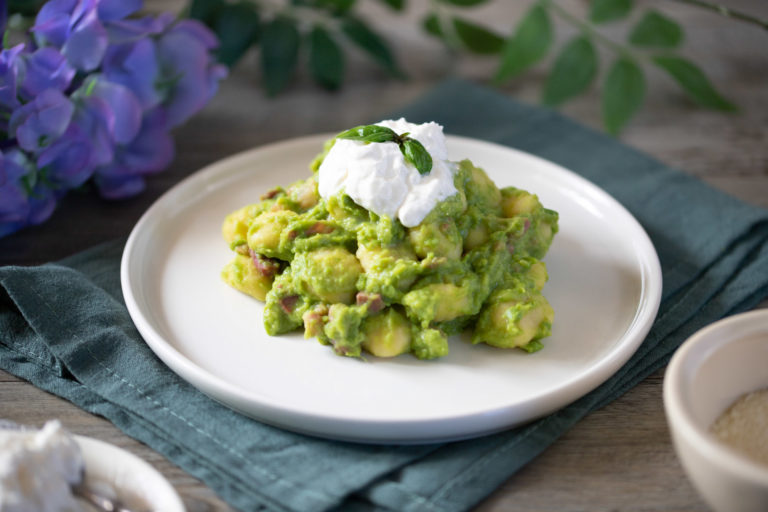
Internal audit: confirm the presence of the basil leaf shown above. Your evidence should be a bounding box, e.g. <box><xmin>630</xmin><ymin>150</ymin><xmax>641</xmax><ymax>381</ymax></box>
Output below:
<box><xmin>423</xmin><ymin>13</ymin><xmax>443</xmax><ymax>38</ymax></box>
<box><xmin>543</xmin><ymin>35</ymin><xmax>598</xmax><ymax>107</ymax></box>
<box><xmin>436</xmin><ymin>0</ymin><xmax>490</xmax><ymax>6</ymax></box>
<box><xmin>629</xmin><ymin>10</ymin><xmax>683</xmax><ymax>48</ymax></box>
<box><xmin>652</xmin><ymin>55</ymin><xmax>736</xmax><ymax>111</ymax></box>
<box><xmin>261</xmin><ymin>17</ymin><xmax>300</xmax><ymax>96</ymax></box>
<box><xmin>401</xmin><ymin>138</ymin><xmax>433</xmax><ymax>175</ymax></box>
<box><xmin>341</xmin><ymin>16</ymin><xmax>405</xmax><ymax>78</ymax></box>
<box><xmin>602</xmin><ymin>57</ymin><xmax>645</xmax><ymax>135</ymax></box>
<box><xmin>337</xmin><ymin>125</ymin><xmax>399</xmax><ymax>143</ymax></box>
<box><xmin>309</xmin><ymin>26</ymin><xmax>345</xmax><ymax>90</ymax></box>
<box><xmin>589</xmin><ymin>0</ymin><xmax>633</xmax><ymax>24</ymax></box>
<box><xmin>453</xmin><ymin>17</ymin><xmax>504</xmax><ymax>55</ymax></box>
<box><xmin>495</xmin><ymin>3</ymin><xmax>552</xmax><ymax>83</ymax></box>
<box><xmin>214</xmin><ymin>2</ymin><xmax>261</xmax><ymax>67</ymax></box>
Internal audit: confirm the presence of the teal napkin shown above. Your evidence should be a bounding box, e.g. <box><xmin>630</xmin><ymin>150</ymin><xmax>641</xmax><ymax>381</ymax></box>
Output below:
<box><xmin>2</xmin><ymin>80</ymin><xmax>767</xmax><ymax>512</ymax></box>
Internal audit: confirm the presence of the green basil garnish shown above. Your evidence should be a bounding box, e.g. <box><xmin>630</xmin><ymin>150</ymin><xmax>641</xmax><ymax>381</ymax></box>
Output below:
<box><xmin>336</xmin><ymin>124</ymin><xmax>434</xmax><ymax>175</ymax></box>
<box><xmin>400</xmin><ymin>138</ymin><xmax>432</xmax><ymax>176</ymax></box>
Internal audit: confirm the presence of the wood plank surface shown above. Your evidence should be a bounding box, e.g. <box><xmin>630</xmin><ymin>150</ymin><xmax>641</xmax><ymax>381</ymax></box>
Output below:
<box><xmin>1</xmin><ymin>1</ymin><xmax>767</xmax><ymax>511</ymax></box>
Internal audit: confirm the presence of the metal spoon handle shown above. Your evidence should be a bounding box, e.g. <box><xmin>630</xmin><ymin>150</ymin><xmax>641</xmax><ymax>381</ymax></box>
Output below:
<box><xmin>72</xmin><ymin>480</ymin><xmax>136</xmax><ymax>512</ymax></box>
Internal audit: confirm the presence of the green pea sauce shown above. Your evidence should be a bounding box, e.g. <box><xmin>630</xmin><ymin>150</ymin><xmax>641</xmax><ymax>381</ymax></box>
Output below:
<box><xmin>221</xmin><ymin>145</ymin><xmax>558</xmax><ymax>360</ymax></box>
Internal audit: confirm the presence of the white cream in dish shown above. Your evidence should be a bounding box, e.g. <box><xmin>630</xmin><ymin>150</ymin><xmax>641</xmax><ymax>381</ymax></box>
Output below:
<box><xmin>317</xmin><ymin>118</ymin><xmax>458</xmax><ymax>227</ymax></box>
<box><xmin>0</xmin><ymin>420</ymin><xmax>85</xmax><ymax>512</ymax></box>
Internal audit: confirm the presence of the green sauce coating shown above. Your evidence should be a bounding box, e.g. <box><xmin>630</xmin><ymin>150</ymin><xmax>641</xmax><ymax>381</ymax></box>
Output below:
<box><xmin>221</xmin><ymin>148</ymin><xmax>559</xmax><ymax>360</ymax></box>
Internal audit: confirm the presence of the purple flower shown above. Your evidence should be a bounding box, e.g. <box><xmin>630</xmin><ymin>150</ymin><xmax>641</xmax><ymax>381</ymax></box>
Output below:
<box><xmin>20</xmin><ymin>47</ymin><xmax>75</xmax><ymax>99</ymax></box>
<box><xmin>104</xmin><ymin>13</ymin><xmax>172</xmax><ymax>45</ymax></box>
<box><xmin>1</xmin><ymin>0</ymin><xmax>225</xmax><ymax>238</ymax></box>
<box><xmin>0</xmin><ymin>150</ymin><xmax>57</xmax><ymax>237</ymax></box>
<box><xmin>94</xmin><ymin>108</ymin><xmax>174</xmax><ymax>199</ymax></box>
<box><xmin>33</xmin><ymin>0</ymin><xmax>108</xmax><ymax>71</ymax></box>
<box><xmin>0</xmin><ymin>44</ymin><xmax>26</xmax><ymax>111</ymax></box>
<box><xmin>9</xmin><ymin>88</ymin><xmax>74</xmax><ymax>152</ymax></box>
<box><xmin>80</xmin><ymin>76</ymin><xmax>142</xmax><ymax>144</ymax></box>
<box><xmin>155</xmin><ymin>20</ymin><xmax>226</xmax><ymax>128</ymax></box>
<box><xmin>102</xmin><ymin>37</ymin><xmax>162</xmax><ymax>110</ymax></box>
<box><xmin>97</xmin><ymin>0</ymin><xmax>142</xmax><ymax>22</ymax></box>
<box><xmin>0</xmin><ymin>150</ymin><xmax>30</xmax><ymax>224</ymax></box>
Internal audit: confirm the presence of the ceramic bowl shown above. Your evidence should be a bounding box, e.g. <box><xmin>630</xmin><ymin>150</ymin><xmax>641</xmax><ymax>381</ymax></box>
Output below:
<box><xmin>77</xmin><ymin>436</ymin><xmax>185</xmax><ymax>511</ymax></box>
<box><xmin>664</xmin><ymin>309</ymin><xmax>768</xmax><ymax>512</ymax></box>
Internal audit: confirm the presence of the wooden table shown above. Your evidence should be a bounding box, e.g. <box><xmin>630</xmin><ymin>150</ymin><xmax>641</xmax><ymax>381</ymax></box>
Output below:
<box><xmin>1</xmin><ymin>1</ymin><xmax>766</xmax><ymax>510</ymax></box>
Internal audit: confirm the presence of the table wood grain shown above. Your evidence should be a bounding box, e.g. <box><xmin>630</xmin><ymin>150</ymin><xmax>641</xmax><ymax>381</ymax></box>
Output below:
<box><xmin>1</xmin><ymin>1</ymin><xmax>766</xmax><ymax>510</ymax></box>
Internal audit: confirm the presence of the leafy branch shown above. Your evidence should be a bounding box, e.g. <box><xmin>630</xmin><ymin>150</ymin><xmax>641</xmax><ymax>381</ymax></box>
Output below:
<box><xmin>188</xmin><ymin>0</ymin><xmax>760</xmax><ymax>134</ymax></box>
<box><xmin>666</xmin><ymin>0</ymin><xmax>768</xmax><ymax>31</ymax></box>
<box><xmin>187</xmin><ymin>0</ymin><xmax>405</xmax><ymax>95</ymax></box>
<box><xmin>431</xmin><ymin>0</ymin><xmax>737</xmax><ymax>134</ymax></box>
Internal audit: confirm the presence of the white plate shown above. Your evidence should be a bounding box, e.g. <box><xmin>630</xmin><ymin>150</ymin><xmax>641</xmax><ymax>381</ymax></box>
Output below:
<box><xmin>77</xmin><ymin>435</ymin><xmax>185</xmax><ymax>511</ymax></box>
<box><xmin>121</xmin><ymin>134</ymin><xmax>662</xmax><ymax>444</ymax></box>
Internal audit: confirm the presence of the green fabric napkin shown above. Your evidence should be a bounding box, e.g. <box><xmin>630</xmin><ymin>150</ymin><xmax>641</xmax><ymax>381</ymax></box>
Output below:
<box><xmin>2</xmin><ymin>79</ymin><xmax>767</xmax><ymax>512</ymax></box>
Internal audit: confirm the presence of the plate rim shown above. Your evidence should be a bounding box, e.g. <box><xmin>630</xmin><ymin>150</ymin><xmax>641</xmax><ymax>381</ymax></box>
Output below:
<box><xmin>121</xmin><ymin>133</ymin><xmax>662</xmax><ymax>444</ymax></box>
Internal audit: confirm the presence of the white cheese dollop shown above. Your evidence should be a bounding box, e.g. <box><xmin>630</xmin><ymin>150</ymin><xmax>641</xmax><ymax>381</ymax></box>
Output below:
<box><xmin>0</xmin><ymin>420</ymin><xmax>85</xmax><ymax>512</ymax></box>
<box><xmin>318</xmin><ymin>118</ymin><xmax>457</xmax><ymax>227</ymax></box>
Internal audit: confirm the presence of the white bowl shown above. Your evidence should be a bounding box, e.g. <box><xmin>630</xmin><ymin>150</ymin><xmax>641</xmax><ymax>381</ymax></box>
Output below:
<box><xmin>664</xmin><ymin>309</ymin><xmax>768</xmax><ymax>512</ymax></box>
<box><xmin>77</xmin><ymin>436</ymin><xmax>185</xmax><ymax>512</ymax></box>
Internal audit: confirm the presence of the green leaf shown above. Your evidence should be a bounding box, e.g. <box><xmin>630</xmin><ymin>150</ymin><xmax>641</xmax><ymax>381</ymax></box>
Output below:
<box><xmin>602</xmin><ymin>57</ymin><xmax>645</xmax><ymax>135</ymax></box>
<box><xmin>453</xmin><ymin>18</ymin><xmax>504</xmax><ymax>55</ymax></box>
<box><xmin>309</xmin><ymin>26</ymin><xmax>345</xmax><ymax>90</ymax></box>
<box><xmin>8</xmin><ymin>0</ymin><xmax>50</xmax><ymax>16</ymax></box>
<box><xmin>542</xmin><ymin>35</ymin><xmax>598</xmax><ymax>107</ymax></box>
<box><xmin>629</xmin><ymin>10</ymin><xmax>683</xmax><ymax>48</ymax></box>
<box><xmin>401</xmin><ymin>138</ymin><xmax>433</xmax><ymax>175</ymax></box>
<box><xmin>296</xmin><ymin>0</ymin><xmax>357</xmax><ymax>14</ymax></box>
<box><xmin>652</xmin><ymin>56</ymin><xmax>736</xmax><ymax>111</ymax></box>
<box><xmin>341</xmin><ymin>16</ymin><xmax>404</xmax><ymax>78</ymax></box>
<box><xmin>436</xmin><ymin>0</ymin><xmax>490</xmax><ymax>6</ymax></box>
<box><xmin>376</xmin><ymin>0</ymin><xmax>405</xmax><ymax>10</ymax></box>
<box><xmin>261</xmin><ymin>17</ymin><xmax>301</xmax><ymax>96</ymax></box>
<box><xmin>423</xmin><ymin>13</ymin><xmax>443</xmax><ymax>38</ymax></box>
<box><xmin>214</xmin><ymin>2</ymin><xmax>261</xmax><ymax>67</ymax></box>
<box><xmin>188</xmin><ymin>0</ymin><xmax>225</xmax><ymax>24</ymax></box>
<box><xmin>495</xmin><ymin>4</ymin><xmax>553</xmax><ymax>83</ymax></box>
<box><xmin>337</xmin><ymin>125</ymin><xmax>399</xmax><ymax>143</ymax></box>
<box><xmin>589</xmin><ymin>0</ymin><xmax>633</xmax><ymax>23</ymax></box>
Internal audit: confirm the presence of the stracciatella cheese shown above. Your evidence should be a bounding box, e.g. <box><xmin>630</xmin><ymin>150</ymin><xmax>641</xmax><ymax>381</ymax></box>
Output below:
<box><xmin>0</xmin><ymin>420</ymin><xmax>85</xmax><ymax>511</ymax></box>
<box><xmin>318</xmin><ymin>118</ymin><xmax>457</xmax><ymax>227</ymax></box>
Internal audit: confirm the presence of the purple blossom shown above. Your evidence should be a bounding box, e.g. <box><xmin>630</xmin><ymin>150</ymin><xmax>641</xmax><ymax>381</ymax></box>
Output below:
<box><xmin>0</xmin><ymin>151</ymin><xmax>30</xmax><ymax>224</ymax></box>
<box><xmin>34</xmin><ymin>0</ymin><xmax>109</xmax><ymax>71</ymax></box>
<box><xmin>9</xmin><ymin>89</ymin><xmax>74</xmax><ymax>152</ymax></box>
<box><xmin>94</xmin><ymin>107</ymin><xmax>174</xmax><ymax>198</ymax></box>
<box><xmin>1</xmin><ymin>0</ymin><xmax>226</xmax><ymax>237</ymax></box>
<box><xmin>155</xmin><ymin>20</ymin><xmax>226</xmax><ymax>128</ymax></box>
<box><xmin>104</xmin><ymin>13</ymin><xmax>171</xmax><ymax>44</ymax></box>
<box><xmin>102</xmin><ymin>37</ymin><xmax>161</xmax><ymax>110</ymax></box>
<box><xmin>0</xmin><ymin>44</ymin><xmax>26</xmax><ymax>111</ymax></box>
<box><xmin>97</xmin><ymin>0</ymin><xmax>142</xmax><ymax>22</ymax></box>
<box><xmin>20</xmin><ymin>47</ymin><xmax>75</xmax><ymax>98</ymax></box>
<box><xmin>0</xmin><ymin>150</ymin><xmax>57</xmax><ymax>237</ymax></box>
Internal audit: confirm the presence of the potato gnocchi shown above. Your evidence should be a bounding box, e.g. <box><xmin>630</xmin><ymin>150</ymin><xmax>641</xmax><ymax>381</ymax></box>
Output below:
<box><xmin>221</xmin><ymin>139</ymin><xmax>558</xmax><ymax>359</ymax></box>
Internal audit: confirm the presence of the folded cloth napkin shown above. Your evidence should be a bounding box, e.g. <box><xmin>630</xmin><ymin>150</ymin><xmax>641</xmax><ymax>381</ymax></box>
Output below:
<box><xmin>2</xmin><ymin>79</ymin><xmax>767</xmax><ymax>512</ymax></box>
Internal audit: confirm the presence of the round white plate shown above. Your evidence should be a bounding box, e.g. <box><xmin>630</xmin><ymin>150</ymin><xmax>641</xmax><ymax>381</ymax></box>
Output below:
<box><xmin>77</xmin><ymin>435</ymin><xmax>184</xmax><ymax>511</ymax></box>
<box><xmin>122</xmin><ymin>134</ymin><xmax>662</xmax><ymax>444</ymax></box>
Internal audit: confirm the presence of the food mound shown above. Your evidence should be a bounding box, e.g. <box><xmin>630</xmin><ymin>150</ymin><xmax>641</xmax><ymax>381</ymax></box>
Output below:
<box><xmin>221</xmin><ymin>121</ymin><xmax>558</xmax><ymax>359</ymax></box>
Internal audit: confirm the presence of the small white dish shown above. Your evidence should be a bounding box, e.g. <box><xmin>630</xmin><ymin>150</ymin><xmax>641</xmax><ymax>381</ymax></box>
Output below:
<box><xmin>121</xmin><ymin>134</ymin><xmax>662</xmax><ymax>443</ymax></box>
<box><xmin>664</xmin><ymin>309</ymin><xmax>768</xmax><ymax>512</ymax></box>
<box><xmin>77</xmin><ymin>436</ymin><xmax>185</xmax><ymax>511</ymax></box>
